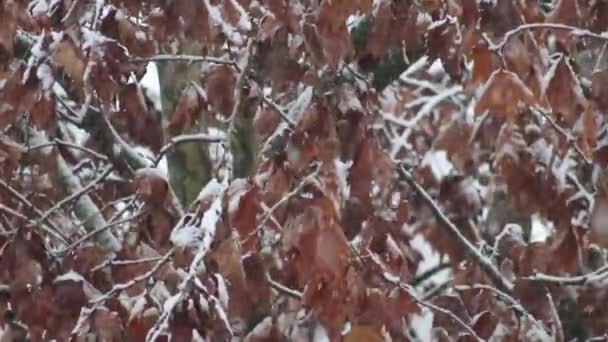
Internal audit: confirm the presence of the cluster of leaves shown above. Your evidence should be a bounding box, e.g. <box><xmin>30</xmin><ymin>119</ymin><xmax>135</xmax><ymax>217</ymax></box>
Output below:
<box><xmin>1</xmin><ymin>0</ymin><xmax>608</xmax><ymax>340</ymax></box>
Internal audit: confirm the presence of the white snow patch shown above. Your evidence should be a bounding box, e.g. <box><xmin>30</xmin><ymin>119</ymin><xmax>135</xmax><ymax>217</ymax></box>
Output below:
<box><xmin>421</xmin><ymin>150</ymin><xmax>454</xmax><ymax>181</ymax></box>
<box><xmin>410</xmin><ymin>308</ymin><xmax>434</xmax><ymax>342</ymax></box>
<box><xmin>410</xmin><ymin>234</ymin><xmax>451</xmax><ymax>285</ymax></box>
<box><xmin>36</xmin><ymin>63</ymin><xmax>55</xmax><ymax>90</ymax></box>
<box><xmin>140</xmin><ymin>62</ymin><xmax>162</xmax><ymax>111</ymax></box>
<box><xmin>54</xmin><ymin>270</ymin><xmax>85</xmax><ymax>283</ymax></box>
<box><xmin>530</xmin><ymin>213</ymin><xmax>554</xmax><ymax>243</ymax></box>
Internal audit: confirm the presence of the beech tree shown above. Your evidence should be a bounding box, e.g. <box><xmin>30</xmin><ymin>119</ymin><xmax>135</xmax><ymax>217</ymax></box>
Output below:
<box><xmin>1</xmin><ymin>0</ymin><xmax>608</xmax><ymax>340</ymax></box>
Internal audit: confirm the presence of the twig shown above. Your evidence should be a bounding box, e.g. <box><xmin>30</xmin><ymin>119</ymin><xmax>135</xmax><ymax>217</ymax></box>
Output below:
<box><xmin>524</xmin><ymin>264</ymin><xmax>608</xmax><ymax>286</ymax></box>
<box><xmin>91</xmin><ymin>255</ymin><xmax>165</xmax><ymax>272</ymax></box>
<box><xmin>398</xmin><ymin>165</ymin><xmax>514</xmax><ymax>294</ymax></box>
<box><xmin>266</xmin><ymin>273</ymin><xmax>302</xmax><ymax>299</ymax></box>
<box><xmin>131</xmin><ymin>55</ymin><xmax>238</xmax><ymax>69</ymax></box>
<box><xmin>490</xmin><ymin>23</ymin><xmax>608</xmax><ymax>52</ymax></box>
<box><xmin>546</xmin><ymin>291</ymin><xmax>564</xmax><ymax>342</ymax></box>
<box><xmin>35</xmin><ymin>165</ymin><xmax>114</xmax><ymax>227</ymax></box>
<box><xmin>28</xmin><ymin>139</ymin><xmax>110</xmax><ymax>161</ymax></box>
<box><xmin>241</xmin><ymin>164</ymin><xmax>321</xmax><ymax>244</ymax></box>
<box><xmin>90</xmin><ymin>248</ymin><xmax>175</xmax><ymax>305</ymax></box>
<box><xmin>0</xmin><ymin>204</ymin><xmax>66</xmax><ymax>243</ymax></box>
<box><xmin>262</xmin><ymin>96</ymin><xmax>295</xmax><ymax>129</ymax></box>
<box><xmin>412</xmin><ymin>262</ymin><xmax>452</xmax><ymax>286</ymax></box>
<box><xmin>71</xmin><ymin>249</ymin><xmax>174</xmax><ymax>339</ymax></box>
<box><xmin>455</xmin><ymin>284</ymin><xmax>545</xmax><ymax>333</ymax></box>
<box><xmin>0</xmin><ymin>179</ymin><xmax>69</xmax><ymax>242</ymax></box>
<box><xmin>154</xmin><ymin>133</ymin><xmax>225</xmax><ymax>166</ymax></box>
<box><xmin>400</xmin><ymin>282</ymin><xmax>482</xmax><ymax>341</ymax></box>
<box><xmin>533</xmin><ymin>108</ymin><xmax>592</xmax><ymax>165</ymax></box>
<box><xmin>54</xmin><ymin>200</ymin><xmax>145</xmax><ymax>256</ymax></box>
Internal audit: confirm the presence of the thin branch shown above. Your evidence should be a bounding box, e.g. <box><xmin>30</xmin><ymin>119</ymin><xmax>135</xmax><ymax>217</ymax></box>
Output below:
<box><xmin>412</xmin><ymin>262</ymin><xmax>452</xmax><ymax>286</ymax></box>
<box><xmin>547</xmin><ymin>291</ymin><xmax>564</xmax><ymax>342</ymax></box>
<box><xmin>91</xmin><ymin>255</ymin><xmax>165</xmax><ymax>272</ymax></box>
<box><xmin>54</xmin><ymin>200</ymin><xmax>145</xmax><ymax>256</ymax></box>
<box><xmin>262</xmin><ymin>96</ymin><xmax>295</xmax><ymax>129</ymax></box>
<box><xmin>524</xmin><ymin>264</ymin><xmax>608</xmax><ymax>286</ymax></box>
<box><xmin>455</xmin><ymin>283</ymin><xmax>546</xmax><ymax>334</ymax></box>
<box><xmin>241</xmin><ymin>164</ymin><xmax>321</xmax><ymax>244</ymax></box>
<box><xmin>154</xmin><ymin>133</ymin><xmax>225</xmax><ymax>166</ymax></box>
<box><xmin>0</xmin><ymin>179</ymin><xmax>69</xmax><ymax>242</ymax></box>
<box><xmin>131</xmin><ymin>55</ymin><xmax>238</xmax><ymax>68</ymax></box>
<box><xmin>266</xmin><ymin>273</ymin><xmax>302</xmax><ymax>299</ymax></box>
<box><xmin>400</xmin><ymin>282</ymin><xmax>482</xmax><ymax>341</ymax></box>
<box><xmin>533</xmin><ymin>108</ymin><xmax>592</xmax><ymax>165</ymax></box>
<box><xmin>28</xmin><ymin>139</ymin><xmax>109</xmax><ymax>161</ymax></box>
<box><xmin>0</xmin><ymin>204</ymin><xmax>66</xmax><ymax>243</ymax></box>
<box><xmin>398</xmin><ymin>165</ymin><xmax>514</xmax><ymax>294</ymax></box>
<box><xmin>491</xmin><ymin>23</ymin><xmax>608</xmax><ymax>52</ymax></box>
<box><xmin>71</xmin><ymin>249</ymin><xmax>174</xmax><ymax>339</ymax></box>
<box><xmin>90</xmin><ymin>248</ymin><xmax>175</xmax><ymax>305</ymax></box>
<box><xmin>35</xmin><ymin>165</ymin><xmax>114</xmax><ymax>227</ymax></box>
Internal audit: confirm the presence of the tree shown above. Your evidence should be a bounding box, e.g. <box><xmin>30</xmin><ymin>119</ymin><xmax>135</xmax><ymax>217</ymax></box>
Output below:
<box><xmin>0</xmin><ymin>0</ymin><xmax>607</xmax><ymax>340</ymax></box>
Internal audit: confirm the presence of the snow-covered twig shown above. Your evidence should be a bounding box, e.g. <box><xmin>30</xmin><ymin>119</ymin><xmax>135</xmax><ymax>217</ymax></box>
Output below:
<box><xmin>91</xmin><ymin>255</ymin><xmax>165</xmax><ymax>272</ymax></box>
<box><xmin>524</xmin><ymin>264</ymin><xmax>608</xmax><ymax>286</ymax></box>
<box><xmin>70</xmin><ymin>249</ymin><xmax>174</xmax><ymax>339</ymax></box>
<box><xmin>154</xmin><ymin>133</ymin><xmax>225</xmax><ymax>166</ymax></box>
<box><xmin>131</xmin><ymin>54</ymin><xmax>238</xmax><ymax>68</ymax></box>
<box><xmin>533</xmin><ymin>108</ymin><xmax>592</xmax><ymax>165</ymax></box>
<box><xmin>490</xmin><ymin>23</ymin><xmax>608</xmax><ymax>52</ymax></box>
<box><xmin>148</xmin><ymin>184</ymin><xmax>227</xmax><ymax>341</ymax></box>
<box><xmin>266</xmin><ymin>272</ymin><xmax>302</xmax><ymax>299</ymax></box>
<box><xmin>398</xmin><ymin>165</ymin><xmax>514</xmax><ymax>294</ymax></box>
<box><xmin>0</xmin><ymin>204</ymin><xmax>66</xmax><ymax>243</ymax></box>
<box><xmin>29</xmin><ymin>139</ymin><xmax>110</xmax><ymax>161</ymax></box>
<box><xmin>36</xmin><ymin>165</ymin><xmax>113</xmax><ymax>226</ymax></box>
<box><xmin>242</xmin><ymin>163</ymin><xmax>321</xmax><ymax>244</ymax></box>
<box><xmin>23</xmin><ymin>123</ymin><xmax>120</xmax><ymax>252</ymax></box>
<box><xmin>54</xmin><ymin>197</ymin><xmax>144</xmax><ymax>256</ymax></box>
<box><xmin>455</xmin><ymin>284</ymin><xmax>544</xmax><ymax>331</ymax></box>
<box><xmin>399</xmin><ymin>282</ymin><xmax>481</xmax><ymax>341</ymax></box>
<box><xmin>0</xmin><ymin>179</ymin><xmax>69</xmax><ymax>243</ymax></box>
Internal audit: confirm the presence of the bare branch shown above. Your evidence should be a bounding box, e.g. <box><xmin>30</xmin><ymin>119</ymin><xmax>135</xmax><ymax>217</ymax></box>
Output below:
<box><xmin>35</xmin><ymin>165</ymin><xmax>114</xmax><ymax>227</ymax></box>
<box><xmin>533</xmin><ymin>108</ymin><xmax>592</xmax><ymax>165</ymax></box>
<box><xmin>23</xmin><ymin>123</ymin><xmax>120</xmax><ymax>252</ymax></box>
<box><xmin>524</xmin><ymin>264</ymin><xmax>608</xmax><ymax>286</ymax></box>
<box><xmin>28</xmin><ymin>139</ymin><xmax>110</xmax><ymax>161</ymax></box>
<box><xmin>131</xmin><ymin>55</ymin><xmax>237</xmax><ymax>68</ymax></box>
<box><xmin>490</xmin><ymin>23</ymin><xmax>608</xmax><ymax>52</ymax></box>
<box><xmin>154</xmin><ymin>133</ymin><xmax>225</xmax><ymax>166</ymax></box>
<box><xmin>266</xmin><ymin>272</ymin><xmax>302</xmax><ymax>299</ymax></box>
<box><xmin>398</xmin><ymin>165</ymin><xmax>514</xmax><ymax>294</ymax></box>
<box><xmin>261</xmin><ymin>96</ymin><xmax>295</xmax><ymax>129</ymax></box>
<box><xmin>0</xmin><ymin>179</ymin><xmax>69</xmax><ymax>243</ymax></box>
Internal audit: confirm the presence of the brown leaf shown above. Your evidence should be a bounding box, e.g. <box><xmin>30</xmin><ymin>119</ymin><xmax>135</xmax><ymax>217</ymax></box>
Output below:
<box><xmin>475</xmin><ymin>69</ymin><xmax>538</xmax><ymax>119</ymax></box>
<box><xmin>168</xmin><ymin>84</ymin><xmax>205</xmax><ymax>133</ymax></box>
<box><xmin>134</xmin><ymin>169</ymin><xmax>169</xmax><ymax>206</ymax></box>
<box><xmin>543</xmin><ymin>56</ymin><xmax>587</xmax><ymax>127</ymax></box>
<box><xmin>0</xmin><ymin>136</ymin><xmax>24</xmax><ymax>179</ymax></box>
<box><xmin>51</xmin><ymin>35</ymin><xmax>86</xmax><ymax>97</ymax></box>
<box><xmin>204</xmin><ymin>65</ymin><xmax>237</xmax><ymax>117</ymax></box>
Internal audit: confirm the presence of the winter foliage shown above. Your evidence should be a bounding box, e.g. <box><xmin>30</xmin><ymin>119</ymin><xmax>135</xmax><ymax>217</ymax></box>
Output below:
<box><xmin>0</xmin><ymin>0</ymin><xmax>608</xmax><ymax>341</ymax></box>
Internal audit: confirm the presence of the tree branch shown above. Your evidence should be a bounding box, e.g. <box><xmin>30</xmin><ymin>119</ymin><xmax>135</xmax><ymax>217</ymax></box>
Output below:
<box><xmin>490</xmin><ymin>23</ymin><xmax>608</xmax><ymax>53</ymax></box>
<box><xmin>398</xmin><ymin>165</ymin><xmax>514</xmax><ymax>294</ymax></box>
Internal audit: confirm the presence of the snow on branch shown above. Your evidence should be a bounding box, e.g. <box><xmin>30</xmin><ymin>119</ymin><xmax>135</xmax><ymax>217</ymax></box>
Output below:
<box><xmin>524</xmin><ymin>264</ymin><xmax>608</xmax><ymax>286</ymax></box>
<box><xmin>154</xmin><ymin>133</ymin><xmax>226</xmax><ymax>166</ymax></box>
<box><xmin>398</xmin><ymin>165</ymin><xmax>514</xmax><ymax>294</ymax></box>
<box><xmin>22</xmin><ymin>122</ymin><xmax>120</xmax><ymax>252</ymax></box>
<box><xmin>131</xmin><ymin>55</ymin><xmax>237</xmax><ymax>68</ymax></box>
<box><xmin>490</xmin><ymin>23</ymin><xmax>608</xmax><ymax>53</ymax></box>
